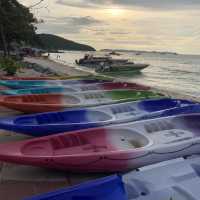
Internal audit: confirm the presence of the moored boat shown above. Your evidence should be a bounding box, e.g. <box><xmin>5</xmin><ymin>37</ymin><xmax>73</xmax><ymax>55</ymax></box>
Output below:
<box><xmin>0</xmin><ymin>114</ymin><xmax>200</xmax><ymax>172</ymax></box>
<box><xmin>0</xmin><ymin>98</ymin><xmax>194</xmax><ymax>136</ymax></box>
<box><xmin>0</xmin><ymin>82</ymin><xmax>150</xmax><ymax>95</ymax></box>
<box><xmin>76</xmin><ymin>54</ymin><xmax>149</xmax><ymax>74</ymax></box>
<box><xmin>0</xmin><ymin>90</ymin><xmax>161</xmax><ymax>113</ymax></box>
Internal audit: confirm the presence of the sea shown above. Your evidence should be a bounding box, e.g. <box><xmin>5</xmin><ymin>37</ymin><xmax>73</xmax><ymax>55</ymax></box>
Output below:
<box><xmin>50</xmin><ymin>51</ymin><xmax>200</xmax><ymax>98</ymax></box>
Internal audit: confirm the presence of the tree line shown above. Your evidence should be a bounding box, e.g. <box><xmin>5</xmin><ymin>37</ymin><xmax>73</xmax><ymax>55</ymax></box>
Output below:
<box><xmin>0</xmin><ymin>0</ymin><xmax>39</xmax><ymax>56</ymax></box>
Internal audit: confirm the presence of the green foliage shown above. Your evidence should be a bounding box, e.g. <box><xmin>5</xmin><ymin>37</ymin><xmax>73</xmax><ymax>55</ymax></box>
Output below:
<box><xmin>0</xmin><ymin>57</ymin><xmax>21</xmax><ymax>75</ymax></box>
<box><xmin>36</xmin><ymin>34</ymin><xmax>96</xmax><ymax>51</ymax></box>
<box><xmin>0</xmin><ymin>0</ymin><xmax>38</xmax><ymax>55</ymax></box>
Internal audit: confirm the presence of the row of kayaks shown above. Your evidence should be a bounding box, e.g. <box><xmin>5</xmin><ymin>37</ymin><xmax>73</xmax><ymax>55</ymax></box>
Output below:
<box><xmin>0</xmin><ymin>76</ymin><xmax>200</xmax><ymax>198</ymax></box>
<box><xmin>25</xmin><ymin>155</ymin><xmax>200</xmax><ymax>200</ymax></box>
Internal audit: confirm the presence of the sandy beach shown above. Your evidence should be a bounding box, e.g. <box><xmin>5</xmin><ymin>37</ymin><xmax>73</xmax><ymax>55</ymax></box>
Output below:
<box><xmin>0</xmin><ymin>58</ymin><xmax>107</xmax><ymax>200</ymax></box>
<box><xmin>24</xmin><ymin>57</ymin><xmax>91</xmax><ymax>77</ymax></box>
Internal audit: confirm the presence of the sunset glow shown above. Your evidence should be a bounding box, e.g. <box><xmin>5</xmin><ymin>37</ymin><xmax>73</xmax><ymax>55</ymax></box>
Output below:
<box><xmin>105</xmin><ymin>8</ymin><xmax>125</xmax><ymax>17</ymax></box>
<box><xmin>18</xmin><ymin>0</ymin><xmax>200</xmax><ymax>54</ymax></box>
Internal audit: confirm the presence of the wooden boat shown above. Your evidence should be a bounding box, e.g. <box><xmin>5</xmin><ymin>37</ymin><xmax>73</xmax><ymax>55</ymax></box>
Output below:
<box><xmin>0</xmin><ymin>79</ymin><xmax>109</xmax><ymax>89</ymax></box>
<box><xmin>0</xmin><ymin>114</ymin><xmax>200</xmax><ymax>172</ymax></box>
<box><xmin>25</xmin><ymin>175</ymin><xmax>127</xmax><ymax>200</ymax></box>
<box><xmin>0</xmin><ymin>98</ymin><xmax>194</xmax><ymax>136</ymax></box>
<box><xmin>1</xmin><ymin>82</ymin><xmax>150</xmax><ymax>95</ymax></box>
<box><xmin>0</xmin><ymin>90</ymin><xmax>161</xmax><ymax>113</ymax></box>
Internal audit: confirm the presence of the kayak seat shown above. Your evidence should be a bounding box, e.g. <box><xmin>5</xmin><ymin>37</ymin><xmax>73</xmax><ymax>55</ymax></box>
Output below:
<box><xmin>138</xmin><ymin>99</ymin><xmax>180</xmax><ymax>112</ymax></box>
<box><xmin>36</xmin><ymin>113</ymin><xmax>66</xmax><ymax>124</ymax></box>
<box><xmin>175</xmin><ymin>115</ymin><xmax>200</xmax><ymax>132</ymax></box>
<box><xmin>80</xmin><ymin>85</ymin><xmax>98</xmax><ymax>91</ymax></box>
<box><xmin>34</xmin><ymin>110</ymin><xmax>112</xmax><ymax>124</ymax></box>
<box><xmin>111</xmin><ymin>105</ymin><xmax>135</xmax><ymax>114</ymax></box>
<box><xmin>50</xmin><ymin>134</ymin><xmax>88</xmax><ymax>150</ymax></box>
<box><xmin>22</xmin><ymin>95</ymin><xmax>49</xmax><ymax>103</ymax></box>
<box><xmin>84</xmin><ymin>93</ymin><xmax>105</xmax><ymax>100</ymax></box>
<box><xmin>144</xmin><ymin>120</ymin><xmax>175</xmax><ymax>134</ymax></box>
<box><xmin>110</xmin><ymin>129</ymin><xmax>151</xmax><ymax>149</ymax></box>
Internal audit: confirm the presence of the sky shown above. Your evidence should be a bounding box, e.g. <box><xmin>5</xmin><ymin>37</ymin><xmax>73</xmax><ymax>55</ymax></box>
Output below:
<box><xmin>18</xmin><ymin>0</ymin><xmax>200</xmax><ymax>54</ymax></box>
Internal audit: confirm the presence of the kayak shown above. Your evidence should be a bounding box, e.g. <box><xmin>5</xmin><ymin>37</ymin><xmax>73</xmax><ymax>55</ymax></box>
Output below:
<box><xmin>0</xmin><ymin>86</ymin><xmax>9</xmax><ymax>91</ymax></box>
<box><xmin>0</xmin><ymin>98</ymin><xmax>194</xmax><ymax>136</ymax></box>
<box><xmin>0</xmin><ymin>75</ymin><xmax>113</xmax><ymax>81</ymax></box>
<box><xmin>0</xmin><ymin>79</ymin><xmax>109</xmax><ymax>89</ymax></box>
<box><xmin>0</xmin><ymin>114</ymin><xmax>200</xmax><ymax>172</ymax></box>
<box><xmin>1</xmin><ymin>82</ymin><xmax>151</xmax><ymax>95</ymax></box>
<box><xmin>25</xmin><ymin>156</ymin><xmax>200</xmax><ymax>200</ymax></box>
<box><xmin>123</xmin><ymin>156</ymin><xmax>200</xmax><ymax>200</ymax></box>
<box><xmin>0</xmin><ymin>90</ymin><xmax>161</xmax><ymax>113</ymax></box>
<box><xmin>24</xmin><ymin>175</ymin><xmax>127</xmax><ymax>200</ymax></box>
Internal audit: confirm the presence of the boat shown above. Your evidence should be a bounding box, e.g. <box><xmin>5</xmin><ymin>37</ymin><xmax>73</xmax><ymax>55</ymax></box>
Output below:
<box><xmin>25</xmin><ymin>156</ymin><xmax>200</xmax><ymax>200</ymax></box>
<box><xmin>24</xmin><ymin>175</ymin><xmax>127</xmax><ymax>200</ymax></box>
<box><xmin>76</xmin><ymin>54</ymin><xmax>149</xmax><ymax>74</ymax></box>
<box><xmin>0</xmin><ymin>90</ymin><xmax>161</xmax><ymax>113</ymax></box>
<box><xmin>0</xmin><ymin>82</ymin><xmax>151</xmax><ymax>95</ymax></box>
<box><xmin>0</xmin><ymin>79</ymin><xmax>109</xmax><ymax>89</ymax></box>
<box><xmin>0</xmin><ymin>114</ymin><xmax>200</xmax><ymax>172</ymax></box>
<box><xmin>109</xmin><ymin>51</ymin><xmax>121</xmax><ymax>56</ymax></box>
<box><xmin>0</xmin><ymin>98</ymin><xmax>195</xmax><ymax>136</ymax></box>
<box><xmin>95</xmin><ymin>62</ymin><xmax>149</xmax><ymax>76</ymax></box>
<box><xmin>75</xmin><ymin>54</ymin><xmax>111</xmax><ymax>68</ymax></box>
<box><xmin>123</xmin><ymin>155</ymin><xmax>200</xmax><ymax>200</ymax></box>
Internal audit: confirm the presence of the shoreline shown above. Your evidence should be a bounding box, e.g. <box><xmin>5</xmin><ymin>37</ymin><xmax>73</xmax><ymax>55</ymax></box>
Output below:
<box><xmin>25</xmin><ymin>56</ymin><xmax>200</xmax><ymax>102</ymax></box>
<box><xmin>24</xmin><ymin>57</ymin><xmax>91</xmax><ymax>77</ymax></box>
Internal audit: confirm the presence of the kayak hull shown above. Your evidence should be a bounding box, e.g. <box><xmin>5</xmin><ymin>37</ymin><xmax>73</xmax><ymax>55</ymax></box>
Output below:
<box><xmin>1</xmin><ymin>82</ymin><xmax>151</xmax><ymax>95</ymax></box>
<box><xmin>0</xmin><ymin>79</ymin><xmax>109</xmax><ymax>89</ymax></box>
<box><xmin>0</xmin><ymin>90</ymin><xmax>162</xmax><ymax>113</ymax></box>
<box><xmin>24</xmin><ymin>175</ymin><xmax>127</xmax><ymax>200</ymax></box>
<box><xmin>25</xmin><ymin>156</ymin><xmax>200</xmax><ymax>200</ymax></box>
<box><xmin>0</xmin><ymin>98</ymin><xmax>195</xmax><ymax>136</ymax></box>
<box><xmin>0</xmin><ymin>114</ymin><xmax>200</xmax><ymax>172</ymax></box>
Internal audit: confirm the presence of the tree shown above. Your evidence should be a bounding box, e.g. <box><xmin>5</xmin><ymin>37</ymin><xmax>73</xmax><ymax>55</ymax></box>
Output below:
<box><xmin>0</xmin><ymin>0</ymin><xmax>38</xmax><ymax>56</ymax></box>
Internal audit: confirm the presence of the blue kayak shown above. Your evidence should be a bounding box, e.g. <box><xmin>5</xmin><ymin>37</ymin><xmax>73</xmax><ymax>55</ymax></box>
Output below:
<box><xmin>24</xmin><ymin>175</ymin><xmax>127</xmax><ymax>200</ymax></box>
<box><xmin>0</xmin><ymin>79</ymin><xmax>108</xmax><ymax>89</ymax></box>
<box><xmin>0</xmin><ymin>98</ymin><xmax>196</xmax><ymax>136</ymax></box>
<box><xmin>25</xmin><ymin>155</ymin><xmax>200</xmax><ymax>200</ymax></box>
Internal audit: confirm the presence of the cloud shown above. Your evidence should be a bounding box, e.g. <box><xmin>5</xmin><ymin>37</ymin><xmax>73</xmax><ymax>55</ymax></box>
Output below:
<box><xmin>56</xmin><ymin>0</ymin><xmax>200</xmax><ymax>10</ymax></box>
<box><xmin>37</xmin><ymin>16</ymin><xmax>103</xmax><ymax>34</ymax></box>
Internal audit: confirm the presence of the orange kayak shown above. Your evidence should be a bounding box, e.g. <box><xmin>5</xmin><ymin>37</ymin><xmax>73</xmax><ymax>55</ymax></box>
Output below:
<box><xmin>0</xmin><ymin>90</ymin><xmax>162</xmax><ymax>113</ymax></box>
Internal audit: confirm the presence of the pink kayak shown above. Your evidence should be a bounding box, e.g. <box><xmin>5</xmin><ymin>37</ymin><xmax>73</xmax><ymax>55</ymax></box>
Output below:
<box><xmin>0</xmin><ymin>114</ymin><xmax>199</xmax><ymax>172</ymax></box>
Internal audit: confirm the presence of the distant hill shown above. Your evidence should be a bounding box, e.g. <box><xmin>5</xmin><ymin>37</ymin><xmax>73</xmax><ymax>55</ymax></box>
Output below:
<box><xmin>101</xmin><ymin>49</ymin><xmax>178</xmax><ymax>55</ymax></box>
<box><xmin>36</xmin><ymin>34</ymin><xmax>95</xmax><ymax>51</ymax></box>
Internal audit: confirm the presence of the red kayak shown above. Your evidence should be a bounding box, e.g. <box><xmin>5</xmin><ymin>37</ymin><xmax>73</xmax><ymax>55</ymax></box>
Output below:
<box><xmin>0</xmin><ymin>114</ymin><xmax>200</xmax><ymax>172</ymax></box>
<box><xmin>0</xmin><ymin>90</ymin><xmax>160</xmax><ymax>113</ymax></box>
